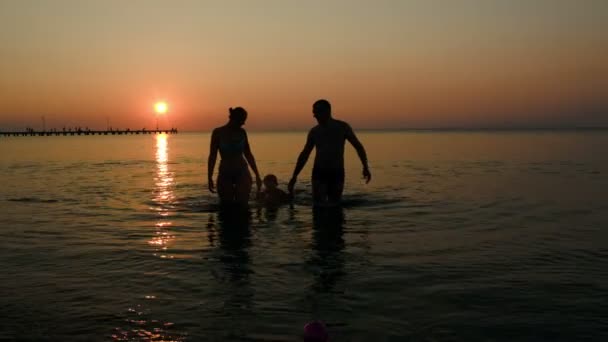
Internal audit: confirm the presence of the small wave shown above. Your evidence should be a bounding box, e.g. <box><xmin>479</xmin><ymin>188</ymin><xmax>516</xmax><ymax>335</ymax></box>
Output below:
<box><xmin>160</xmin><ymin>191</ymin><xmax>404</xmax><ymax>212</ymax></box>
<box><xmin>7</xmin><ymin>197</ymin><xmax>59</xmax><ymax>203</ymax></box>
<box><xmin>175</xmin><ymin>201</ymin><xmax>223</xmax><ymax>213</ymax></box>
<box><xmin>340</xmin><ymin>193</ymin><xmax>405</xmax><ymax>208</ymax></box>
<box><xmin>174</xmin><ymin>183</ymin><xmax>201</xmax><ymax>190</ymax></box>
<box><xmin>92</xmin><ymin>160</ymin><xmax>154</xmax><ymax>167</ymax></box>
<box><xmin>7</xmin><ymin>162</ymin><xmax>42</xmax><ymax>169</ymax></box>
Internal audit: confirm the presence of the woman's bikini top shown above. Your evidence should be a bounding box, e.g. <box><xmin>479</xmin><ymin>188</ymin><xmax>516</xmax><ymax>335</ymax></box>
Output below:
<box><xmin>219</xmin><ymin>137</ymin><xmax>246</xmax><ymax>157</ymax></box>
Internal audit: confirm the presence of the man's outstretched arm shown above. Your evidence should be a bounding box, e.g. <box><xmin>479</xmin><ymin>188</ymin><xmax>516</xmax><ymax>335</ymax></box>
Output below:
<box><xmin>288</xmin><ymin>131</ymin><xmax>314</xmax><ymax>194</ymax></box>
<box><xmin>346</xmin><ymin>125</ymin><xmax>371</xmax><ymax>183</ymax></box>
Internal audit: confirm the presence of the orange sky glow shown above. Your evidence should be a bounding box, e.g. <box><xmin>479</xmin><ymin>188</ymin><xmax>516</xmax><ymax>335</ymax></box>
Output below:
<box><xmin>0</xmin><ymin>0</ymin><xmax>606</xmax><ymax>131</ymax></box>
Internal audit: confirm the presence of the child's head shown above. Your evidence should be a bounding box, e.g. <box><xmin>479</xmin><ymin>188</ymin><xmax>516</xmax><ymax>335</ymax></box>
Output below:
<box><xmin>263</xmin><ymin>174</ymin><xmax>278</xmax><ymax>190</ymax></box>
<box><xmin>303</xmin><ymin>321</ymin><xmax>328</xmax><ymax>342</ymax></box>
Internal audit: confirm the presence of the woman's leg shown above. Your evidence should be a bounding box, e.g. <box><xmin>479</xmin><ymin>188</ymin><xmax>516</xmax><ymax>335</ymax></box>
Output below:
<box><xmin>234</xmin><ymin>169</ymin><xmax>252</xmax><ymax>205</ymax></box>
<box><xmin>217</xmin><ymin>172</ymin><xmax>236</xmax><ymax>204</ymax></box>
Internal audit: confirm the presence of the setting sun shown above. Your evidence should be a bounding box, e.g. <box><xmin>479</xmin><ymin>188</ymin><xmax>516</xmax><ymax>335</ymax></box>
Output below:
<box><xmin>154</xmin><ymin>101</ymin><xmax>168</xmax><ymax>114</ymax></box>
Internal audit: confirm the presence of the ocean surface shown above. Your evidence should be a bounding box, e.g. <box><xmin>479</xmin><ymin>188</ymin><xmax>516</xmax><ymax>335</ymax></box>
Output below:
<box><xmin>1</xmin><ymin>131</ymin><xmax>607</xmax><ymax>341</ymax></box>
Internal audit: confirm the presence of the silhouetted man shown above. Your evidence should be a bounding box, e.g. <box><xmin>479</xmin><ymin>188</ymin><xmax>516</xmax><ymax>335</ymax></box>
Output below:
<box><xmin>288</xmin><ymin>99</ymin><xmax>371</xmax><ymax>205</ymax></box>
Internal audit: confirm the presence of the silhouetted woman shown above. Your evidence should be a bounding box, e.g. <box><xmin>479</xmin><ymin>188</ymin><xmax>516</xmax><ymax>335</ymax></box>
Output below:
<box><xmin>208</xmin><ymin>107</ymin><xmax>262</xmax><ymax>205</ymax></box>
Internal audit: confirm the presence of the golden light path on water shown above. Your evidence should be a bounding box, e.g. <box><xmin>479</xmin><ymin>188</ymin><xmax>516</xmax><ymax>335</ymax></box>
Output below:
<box><xmin>149</xmin><ymin>133</ymin><xmax>175</xmax><ymax>258</ymax></box>
<box><xmin>113</xmin><ymin>134</ymin><xmax>182</xmax><ymax>341</ymax></box>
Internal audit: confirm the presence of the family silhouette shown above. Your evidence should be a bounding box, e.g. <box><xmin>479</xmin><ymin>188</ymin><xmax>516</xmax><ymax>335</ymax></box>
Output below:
<box><xmin>207</xmin><ymin>100</ymin><xmax>371</xmax><ymax>207</ymax></box>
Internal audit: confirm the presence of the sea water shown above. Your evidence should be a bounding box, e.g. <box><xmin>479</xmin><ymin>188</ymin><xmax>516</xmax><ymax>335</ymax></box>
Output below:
<box><xmin>1</xmin><ymin>131</ymin><xmax>607</xmax><ymax>341</ymax></box>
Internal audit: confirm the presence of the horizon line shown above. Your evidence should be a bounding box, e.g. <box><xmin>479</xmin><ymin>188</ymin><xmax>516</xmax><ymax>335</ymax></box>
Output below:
<box><xmin>179</xmin><ymin>126</ymin><xmax>608</xmax><ymax>133</ymax></box>
<box><xmin>2</xmin><ymin>126</ymin><xmax>608</xmax><ymax>133</ymax></box>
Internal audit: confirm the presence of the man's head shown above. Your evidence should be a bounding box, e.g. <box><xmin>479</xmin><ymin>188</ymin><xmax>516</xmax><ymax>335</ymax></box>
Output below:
<box><xmin>312</xmin><ymin>99</ymin><xmax>331</xmax><ymax>124</ymax></box>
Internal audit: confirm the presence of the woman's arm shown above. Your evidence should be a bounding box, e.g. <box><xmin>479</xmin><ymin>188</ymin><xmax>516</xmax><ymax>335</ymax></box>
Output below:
<box><xmin>208</xmin><ymin>129</ymin><xmax>219</xmax><ymax>193</ymax></box>
<box><xmin>243</xmin><ymin>130</ymin><xmax>262</xmax><ymax>192</ymax></box>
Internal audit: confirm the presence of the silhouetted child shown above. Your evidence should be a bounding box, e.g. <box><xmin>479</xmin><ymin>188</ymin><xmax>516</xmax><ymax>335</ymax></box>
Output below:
<box><xmin>258</xmin><ymin>174</ymin><xmax>291</xmax><ymax>206</ymax></box>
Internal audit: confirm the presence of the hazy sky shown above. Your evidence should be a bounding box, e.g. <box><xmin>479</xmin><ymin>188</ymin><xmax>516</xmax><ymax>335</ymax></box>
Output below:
<box><xmin>0</xmin><ymin>0</ymin><xmax>606</xmax><ymax>131</ymax></box>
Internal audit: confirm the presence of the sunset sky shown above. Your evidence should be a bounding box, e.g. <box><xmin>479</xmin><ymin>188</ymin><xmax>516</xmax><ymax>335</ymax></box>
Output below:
<box><xmin>0</xmin><ymin>0</ymin><xmax>606</xmax><ymax>131</ymax></box>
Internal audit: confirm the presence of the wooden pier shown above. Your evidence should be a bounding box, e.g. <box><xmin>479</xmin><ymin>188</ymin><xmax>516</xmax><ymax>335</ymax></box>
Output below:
<box><xmin>0</xmin><ymin>128</ymin><xmax>178</xmax><ymax>137</ymax></box>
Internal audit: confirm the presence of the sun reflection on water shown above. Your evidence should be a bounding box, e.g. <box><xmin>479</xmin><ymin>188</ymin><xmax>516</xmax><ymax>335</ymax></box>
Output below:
<box><xmin>114</xmin><ymin>134</ymin><xmax>182</xmax><ymax>341</ymax></box>
<box><xmin>154</xmin><ymin>134</ymin><xmax>174</xmax><ymax>203</ymax></box>
<box><xmin>150</xmin><ymin>134</ymin><xmax>175</xmax><ymax>257</ymax></box>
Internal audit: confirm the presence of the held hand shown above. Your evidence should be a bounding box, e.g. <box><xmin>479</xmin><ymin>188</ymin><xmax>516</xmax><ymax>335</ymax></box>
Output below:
<box><xmin>288</xmin><ymin>177</ymin><xmax>297</xmax><ymax>195</ymax></box>
<box><xmin>255</xmin><ymin>175</ymin><xmax>262</xmax><ymax>193</ymax></box>
<box><xmin>363</xmin><ymin>167</ymin><xmax>372</xmax><ymax>184</ymax></box>
<box><xmin>208</xmin><ymin>179</ymin><xmax>216</xmax><ymax>193</ymax></box>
